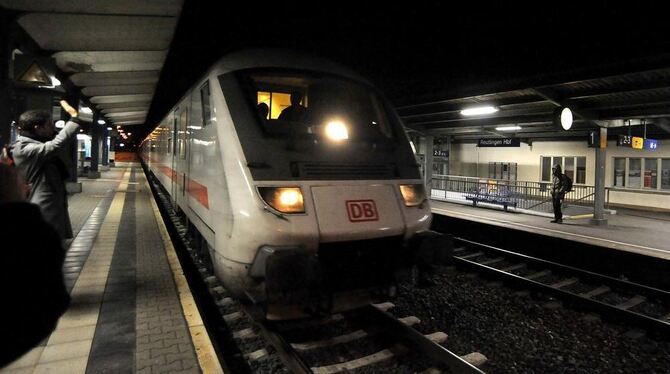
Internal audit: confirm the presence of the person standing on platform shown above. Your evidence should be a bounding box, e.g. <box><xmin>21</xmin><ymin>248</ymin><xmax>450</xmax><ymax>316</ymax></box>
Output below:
<box><xmin>11</xmin><ymin>100</ymin><xmax>80</xmax><ymax>239</ymax></box>
<box><xmin>0</xmin><ymin>164</ymin><xmax>70</xmax><ymax>368</ymax></box>
<box><xmin>551</xmin><ymin>163</ymin><xmax>567</xmax><ymax>224</ymax></box>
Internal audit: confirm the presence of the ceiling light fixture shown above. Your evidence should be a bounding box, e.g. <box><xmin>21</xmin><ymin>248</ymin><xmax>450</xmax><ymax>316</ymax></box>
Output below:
<box><xmin>495</xmin><ymin>125</ymin><xmax>522</xmax><ymax>131</ymax></box>
<box><xmin>461</xmin><ymin>106</ymin><xmax>498</xmax><ymax>116</ymax></box>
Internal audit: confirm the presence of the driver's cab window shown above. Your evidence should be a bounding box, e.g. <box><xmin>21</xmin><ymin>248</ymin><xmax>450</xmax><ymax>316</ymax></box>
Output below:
<box><xmin>256</xmin><ymin>89</ymin><xmax>307</xmax><ymax>122</ymax></box>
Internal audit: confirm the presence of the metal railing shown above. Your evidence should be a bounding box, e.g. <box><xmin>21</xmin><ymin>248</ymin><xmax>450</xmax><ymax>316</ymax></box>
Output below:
<box><xmin>430</xmin><ymin>175</ymin><xmax>595</xmax><ymax>213</ymax></box>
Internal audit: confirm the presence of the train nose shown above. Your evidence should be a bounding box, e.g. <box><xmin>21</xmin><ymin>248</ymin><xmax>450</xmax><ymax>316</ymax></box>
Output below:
<box><xmin>310</xmin><ymin>185</ymin><xmax>405</xmax><ymax>242</ymax></box>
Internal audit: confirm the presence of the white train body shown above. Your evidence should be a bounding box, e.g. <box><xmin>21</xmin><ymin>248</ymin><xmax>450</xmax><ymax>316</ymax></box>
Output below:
<box><xmin>141</xmin><ymin>50</ymin><xmax>432</xmax><ymax>313</ymax></box>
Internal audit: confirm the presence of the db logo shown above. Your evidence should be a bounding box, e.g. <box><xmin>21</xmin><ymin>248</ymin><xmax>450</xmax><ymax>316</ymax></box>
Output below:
<box><xmin>346</xmin><ymin>200</ymin><xmax>379</xmax><ymax>222</ymax></box>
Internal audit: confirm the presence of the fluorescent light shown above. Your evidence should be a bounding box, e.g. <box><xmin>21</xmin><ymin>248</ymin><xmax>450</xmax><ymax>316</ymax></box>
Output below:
<box><xmin>495</xmin><ymin>126</ymin><xmax>522</xmax><ymax>131</ymax></box>
<box><xmin>107</xmin><ymin>127</ymin><xmax>113</xmax><ymax>131</ymax></box>
<box><xmin>98</xmin><ymin>119</ymin><xmax>106</xmax><ymax>125</ymax></box>
<box><xmin>461</xmin><ymin>106</ymin><xmax>498</xmax><ymax>116</ymax></box>
<box><xmin>80</xmin><ymin>106</ymin><xmax>92</xmax><ymax>114</ymax></box>
<box><xmin>127</xmin><ymin>132</ymin><xmax>132</xmax><ymax>136</ymax></box>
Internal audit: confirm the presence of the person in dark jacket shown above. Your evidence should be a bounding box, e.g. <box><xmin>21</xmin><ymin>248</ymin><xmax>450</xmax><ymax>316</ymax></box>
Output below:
<box><xmin>278</xmin><ymin>91</ymin><xmax>307</xmax><ymax>122</ymax></box>
<box><xmin>11</xmin><ymin>100</ymin><xmax>80</xmax><ymax>239</ymax></box>
<box><xmin>0</xmin><ymin>164</ymin><xmax>70</xmax><ymax>368</ymax></box>
<box><xmin>551</xmin><ymin>163</ymin><xmax>567</xmax><ymax>223</ymax></box>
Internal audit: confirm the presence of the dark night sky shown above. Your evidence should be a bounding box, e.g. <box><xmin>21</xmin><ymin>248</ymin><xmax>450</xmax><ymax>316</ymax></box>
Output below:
<box><xmin>142</xmin><ymin>1</ymin><xmax>670</xmax><ymax>139</ymax></box>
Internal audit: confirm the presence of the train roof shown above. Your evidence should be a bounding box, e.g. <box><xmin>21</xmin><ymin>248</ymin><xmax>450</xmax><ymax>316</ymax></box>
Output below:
<box><xmin>212</xmin><ymin>49</ymin><xmax>371</xmax><ymax>85</ymax></box>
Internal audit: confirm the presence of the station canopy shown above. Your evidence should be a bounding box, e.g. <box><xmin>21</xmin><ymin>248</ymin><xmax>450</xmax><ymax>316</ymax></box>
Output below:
<box><xmin>0</xmin><ymin>0</ymin><xmax>184</xmax><ymax>127</ymax></box>
<box><xmin>397</xmin><ymin>56</ymin><xmax>670</xmax><ymax>143</ymax></box>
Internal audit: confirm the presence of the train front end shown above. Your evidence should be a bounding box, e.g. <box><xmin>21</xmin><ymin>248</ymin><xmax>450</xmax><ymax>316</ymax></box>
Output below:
<box><xmin>216</xmin><ymin>57</ymin><xmax>444</xmax><ymax>318</ymax></box>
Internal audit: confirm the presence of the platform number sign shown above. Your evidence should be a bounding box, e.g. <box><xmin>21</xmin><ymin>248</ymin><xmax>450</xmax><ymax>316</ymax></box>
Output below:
<box><xmin>632</xmin><ymin>137</ymin><xmax>644</xmax><ymax>149</ymax></box>
<box><xmin>617</xmin><ymin>135</ymin><xmax>632</xmax><ymax>147</ymax></box>
<box><xmin>346</xmin><ymin>200</ymin><xmax>379</xmax><ymax>222</ymax></box>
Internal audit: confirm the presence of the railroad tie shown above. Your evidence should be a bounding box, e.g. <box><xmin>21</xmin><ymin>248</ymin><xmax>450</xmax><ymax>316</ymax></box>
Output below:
<box><xmin>461</xmin><ymin>352</ymin><xmax>488</xmax><ymax>367</ymax></box>
<box><xmin>216</xmin><ymin>297</ymin><xmax>234</xmax><ymax>307</ymax></box>
<box><xmin>458</xmin><ymin>251</ymin><xmax>484</xmax><ymax>260</ymax></box>
<box><xmin>223</xmin><ymin>311</ymin><xmax>244</xmax><ymax>322</ymax></box>
<box><xmin>245</xmin><ymin>348</ymin><xmax>270</xmax><ymax>361</ymax></box>
<box><xmin>479</xmin><ymin>257</ymin><xmax>504</xmax><ymax>266</ymax></box>
<box><xmin>291</xmin><ymin>329</ymin><xmax>369</xmax><ymax>351</ymax></box>
<box><xmin>372</xmin><ymin>302</ymin><xmax>395</xmax><ymax>311</ymax></box>
<box><xmin>311</xmin><ymin>345</ymin><xmax>407</xmax><ymax>374</ymax></box>
<box><xmin>616</xmin><ymin>295</ymin><xmax>647</xmax><ymax>310</ymax></box>
<box><xmin>290</xmin><ymin>315</ymin><xmax>424</xmax><ymax>352</ymax></box>
<box><xmin>425</xmin><ymin>332</ymin><xmax>448</xmax><ymax>344</ymax></box>
<box><xmin>526</xmin><ymin>269</ymin><xmax>551</xmax><ymax>280</ymax></box>
<box><xmin>501</xmin><ymin>263</ymin><xmax>526</xmax><ymax>272</ymax></box>
<box><xmin>232</xmin><ymin>327</ymin><xmax>257</xmax><ymax>339</ymax></box>
<box><xmin>579</xmin><ymin>285</ymin><xmax>611</xmax><ymax>298</ymax></box>
<box><xmin>398</xmin><ymin>316</ymin><xmax>421</xmax><ymax>326</ymax></box>
<box><xmin>550</xmin><ymin>277</ymin><xmax>579</xmax><ymax>289</ymax></box>
<box><xmin>453</xmin><ymin>246</ymin><xmax>468</xmax><ymax>254</ymax></box>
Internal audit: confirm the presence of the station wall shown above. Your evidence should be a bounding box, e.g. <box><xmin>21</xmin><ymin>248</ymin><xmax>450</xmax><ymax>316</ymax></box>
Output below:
<box><xmin>448</xmin><ymin>139</ymin><xmax>670</xmax><ymax>211</ymax></box>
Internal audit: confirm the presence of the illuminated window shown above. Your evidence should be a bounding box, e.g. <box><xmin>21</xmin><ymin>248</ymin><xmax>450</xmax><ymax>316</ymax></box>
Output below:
<box><xmin>257</xmin><ymin>91</ymin><xmax>294</xmax><ymax>119</ymax></box>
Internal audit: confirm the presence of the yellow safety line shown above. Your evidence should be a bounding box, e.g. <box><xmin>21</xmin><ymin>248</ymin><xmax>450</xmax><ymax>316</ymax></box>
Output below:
<box><xmin>143</xmin><ymin>174</ymin><xmax>225</xmax><ymax>374</ymax></box>
<box><xmin>432</xmin><ymin>207</ymin><xmax>670</xmax><ymax>260</ymax></box>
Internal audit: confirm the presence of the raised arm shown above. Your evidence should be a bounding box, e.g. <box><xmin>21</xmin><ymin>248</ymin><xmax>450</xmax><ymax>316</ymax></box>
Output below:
<box><xmin>23</xmin><ymin>101</ymin><xmax>81</xmax><ymax>159</ymax></box>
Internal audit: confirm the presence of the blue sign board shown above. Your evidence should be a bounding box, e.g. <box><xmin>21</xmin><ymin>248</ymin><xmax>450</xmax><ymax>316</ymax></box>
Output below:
<box><xmin>644</xmin><ymin>139</ymin><xmax>658</xmax><ymax>151</ymax></box>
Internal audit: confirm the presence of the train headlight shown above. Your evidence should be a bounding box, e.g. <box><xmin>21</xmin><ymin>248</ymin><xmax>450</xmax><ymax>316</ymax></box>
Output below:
<box><xmin>258</xmin><ymin>187</ymin><xmax>305</xmax><ymax>214</ymax></box>
<box><xmin>399</xmin><ymin>184</ymin><xmax>426</xmax><ymax>207</ymax></box>
<box><xmin>324</xmin><ymin>120</ymin><xmax>348</xmax><ymax>141</ymax></box>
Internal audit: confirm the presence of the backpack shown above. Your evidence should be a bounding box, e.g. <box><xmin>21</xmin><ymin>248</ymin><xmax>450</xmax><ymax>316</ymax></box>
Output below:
<box><xmin>562</xmin><ymin>173</ymin><xmax>573</xmax><ymax>193</ymax></box>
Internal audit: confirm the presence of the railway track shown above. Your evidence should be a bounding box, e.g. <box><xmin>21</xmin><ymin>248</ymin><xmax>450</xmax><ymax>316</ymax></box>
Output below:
<box><xmin>244</xmin><ymin>302</ymin><xmax>486</xmax><ymax>374</ymax></box>
<box><xmin>451</xmin><ymin>237</ymin><xmax>670</xmax><ymax>336</ymax></box>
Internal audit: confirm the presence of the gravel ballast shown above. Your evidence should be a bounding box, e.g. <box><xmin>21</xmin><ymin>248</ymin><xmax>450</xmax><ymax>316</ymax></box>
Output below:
<box><xmin>392</xmin><ymin>266</ymin><xmax>670</xmax><ymax>373</ymax></box>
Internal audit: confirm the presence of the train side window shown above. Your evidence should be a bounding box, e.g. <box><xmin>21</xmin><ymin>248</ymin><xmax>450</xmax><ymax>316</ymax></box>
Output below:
<box><xmin>167</xmin><ymin>138</ymin><xmax>172</xmax><ymax>154</ymax></box>
<box><xmin>200</xmin><ymin>82</ymin><xmax>211</xmax><ymax>127</ymax></box>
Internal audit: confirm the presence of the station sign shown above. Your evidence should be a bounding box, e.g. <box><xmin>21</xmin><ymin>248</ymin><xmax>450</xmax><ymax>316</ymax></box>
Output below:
<box><xmin>433</xmin><ymin>149</ymin><xmax>448</xmax><ymax>158</ymax></box>
<box><xmin>644</xmin><ymin>139</ymin><xmax>658</xmax><ymax>151</ymax></box>
<box><xmin>478</xmin><ymin>138</ymin><xmax>520</xmax><ymax>147</ymax></box>
<box><xmin>632</xmin><ymin>136</ymin><xmax>644</xmax><ymax>149</ymax></box>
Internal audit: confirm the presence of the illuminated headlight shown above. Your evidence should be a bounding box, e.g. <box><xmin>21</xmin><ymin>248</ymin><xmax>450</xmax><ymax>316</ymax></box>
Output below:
<box><xmin>258</xmin><ymin>187</ymin><xmax>305</xmax><ymax>214</ymax></box>
<box><xmin>325</xmin><ymin>120</ymin><xmax>348</xmax><ymax>141</ymax></box>
<box><xmin>399</xmin><ymin>184</ymin><xmax>426</xmax><ymax>207</ymax></box>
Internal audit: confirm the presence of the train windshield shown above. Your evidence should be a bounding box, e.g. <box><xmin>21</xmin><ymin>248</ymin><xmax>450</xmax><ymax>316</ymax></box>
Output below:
<box><xmin>241</xmin><ymin>70</ymin><xmax>397</xmax><ymax>143</ymax></box>
<box><xmin>220</xmin><ymin>69</ymin><xmax>420</xmax><ymax>181</ymax></box>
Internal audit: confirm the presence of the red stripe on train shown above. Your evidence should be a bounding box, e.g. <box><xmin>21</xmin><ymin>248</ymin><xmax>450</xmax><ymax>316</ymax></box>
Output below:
<box><xmin>148</xmin><ymin>157</ymin><xmax>209</xmax><ymax>209</ymax></box>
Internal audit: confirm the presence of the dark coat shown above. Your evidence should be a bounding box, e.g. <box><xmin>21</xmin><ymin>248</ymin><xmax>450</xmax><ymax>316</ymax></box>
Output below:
<box><xmin>0</xmin><ymin>202</ymin><xmax>69</xmax><ymax>368</ymax></box>
<box><xmin>11</xmin><ymin>120</ymin><xmax>80</xmax><ymax>239</ymax></box>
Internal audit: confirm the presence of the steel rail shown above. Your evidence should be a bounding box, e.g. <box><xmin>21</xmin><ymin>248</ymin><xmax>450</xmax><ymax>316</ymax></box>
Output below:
<box><xmin>452</xmin><ymin>237</ymin><xmax>670</xmax><ymax>336</ymax></box>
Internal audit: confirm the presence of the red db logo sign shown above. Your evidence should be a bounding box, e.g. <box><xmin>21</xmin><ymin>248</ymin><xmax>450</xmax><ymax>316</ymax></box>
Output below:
<box><xmin>346</xmin><ymin>200</ymin><xmax>379</xmax><ymax>222</ymax></box>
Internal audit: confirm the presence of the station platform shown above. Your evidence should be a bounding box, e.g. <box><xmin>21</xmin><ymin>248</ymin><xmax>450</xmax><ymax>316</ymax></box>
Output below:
<box><xmin>431</xmin><ymin>200</ymin><xmax>670</xmax><ymax>261</ymax></box>
<box><xmin>3</xmin><ymin>163</ymin><xmax>222</xmax><ymax>373</ymax></box>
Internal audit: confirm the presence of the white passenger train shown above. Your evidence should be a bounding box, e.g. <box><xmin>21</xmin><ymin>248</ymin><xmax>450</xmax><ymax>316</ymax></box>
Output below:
<box><xmin>141</xmin><ymin>49</ymin><xmax>444</xmax><ymax>317</ymax></box>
